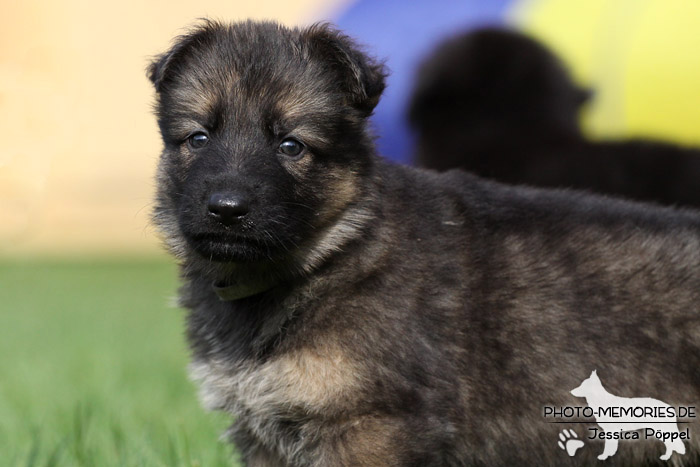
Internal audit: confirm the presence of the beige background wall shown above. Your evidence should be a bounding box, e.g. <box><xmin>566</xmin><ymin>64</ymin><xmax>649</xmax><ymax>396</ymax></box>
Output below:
<box><xmin>0</xmin><ymin>0</ymin><xmax>345</xmax><ymax>257</ymax></box>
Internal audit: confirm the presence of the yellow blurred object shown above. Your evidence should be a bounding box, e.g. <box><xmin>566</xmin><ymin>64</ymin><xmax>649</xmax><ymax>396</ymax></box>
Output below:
<box><xmin>514</xmin><ymin>0</ymin><xmax>700</xmax><ymax>145</ymax></box>
<box><xmin>0</xmin><ymin>0</ymin><xmax>346</xmax><ymax>257</ymax></box>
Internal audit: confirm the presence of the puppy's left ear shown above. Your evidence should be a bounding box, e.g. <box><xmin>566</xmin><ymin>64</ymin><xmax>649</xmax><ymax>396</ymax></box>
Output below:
<box><xmin>305</xmin><ymin>23</ymin><xmax>387</xmax><ymax>117</ymax></box>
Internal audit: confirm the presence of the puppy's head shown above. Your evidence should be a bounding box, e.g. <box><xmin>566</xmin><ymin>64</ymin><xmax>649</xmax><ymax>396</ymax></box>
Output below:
<box><xmin>148</xmin><ymin>21</ymin><xmax>385</xmax><ymax>267</ymax></box>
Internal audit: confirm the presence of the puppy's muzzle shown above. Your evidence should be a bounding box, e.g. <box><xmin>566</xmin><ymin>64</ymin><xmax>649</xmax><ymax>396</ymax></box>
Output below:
<box><xmin>207</xmin><ymin>192</ymin><xmax>250</xmax><ymax>226</ymax></box>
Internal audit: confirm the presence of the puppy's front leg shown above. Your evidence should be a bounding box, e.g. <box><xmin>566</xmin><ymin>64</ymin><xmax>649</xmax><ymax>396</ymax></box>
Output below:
<box><xmin>246</xmin><ymin>447</ymin><xmax>287</xmax><ymax>467</ymax></box>
<box><xmin>232</xmin><ymin>424</ymin><xmax>287</xmax><ymax>467</ymax></box>
<box><xmin>312</xmin><ymin>415</ymin><xmax>423</xmax><ymax>467</ymax></box>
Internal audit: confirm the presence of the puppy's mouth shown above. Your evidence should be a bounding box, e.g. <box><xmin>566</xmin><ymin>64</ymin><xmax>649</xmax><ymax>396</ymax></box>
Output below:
<box><xmin>185</xmin><ymin>232</ymin><xmax>272</xmax><ymax>262</ymax></box>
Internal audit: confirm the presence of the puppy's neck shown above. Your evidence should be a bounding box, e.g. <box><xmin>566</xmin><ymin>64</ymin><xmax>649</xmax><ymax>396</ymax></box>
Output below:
<box><xmin>180</xmin><ymin>256</ymin><xmax>292</xmax><ymax>300</ymax></box>
<box><xmin>212</xmin><ymin>276</ymin><xmax>279</xmax><ymax>301</ymax></box>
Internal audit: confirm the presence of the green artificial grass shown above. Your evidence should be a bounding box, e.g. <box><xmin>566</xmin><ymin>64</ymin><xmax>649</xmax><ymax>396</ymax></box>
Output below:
<box><xmin>0</xmin><ymin>259</ymin><xmax>237</xmax><ymax>466</ymax></box>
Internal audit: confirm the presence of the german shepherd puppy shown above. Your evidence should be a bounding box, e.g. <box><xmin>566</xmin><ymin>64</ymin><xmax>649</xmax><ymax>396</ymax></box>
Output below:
<box><xmin>409</xmin><ymin>27</ymin><xmax>700</xmax><ymax>209</ymax></box>
<box><xmin>148</xmin><ymin>21</ymin><xmax>700</xmax><ymax>466</ymax></box>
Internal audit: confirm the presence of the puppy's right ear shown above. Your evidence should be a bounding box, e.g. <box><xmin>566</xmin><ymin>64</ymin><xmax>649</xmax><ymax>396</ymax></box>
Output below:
<box><xmin>147</xmin><ymin>52</ymin><xmax>172</xmax><ymax>93</ymax></box>
<box><xmin>147</xmin><ymin>20</ymin><xmax>219</xmax><ymax>92</ymax></box>
<box><xmin>147</xmin><ymin>35</ymin><xmax>195</xmax><ymax>93</ymax></box>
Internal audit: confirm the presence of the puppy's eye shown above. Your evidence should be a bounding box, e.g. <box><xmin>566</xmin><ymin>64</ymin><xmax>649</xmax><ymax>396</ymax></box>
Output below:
<box><xmin>278</xmin><ymin>138</ymin><xmax>305</xmax><ymax>158</ymax></box>
<box><xmin>188</xmin><ymin>132</ymin><xmax>209</xmax><ymax>149</ymax></box>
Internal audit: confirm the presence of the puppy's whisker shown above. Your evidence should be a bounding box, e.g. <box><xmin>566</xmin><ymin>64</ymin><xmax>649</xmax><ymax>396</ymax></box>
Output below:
<box><xmin>279</xmin><ymin>201</ymin><xmax>316</xmax><ymax>211</ymax></box>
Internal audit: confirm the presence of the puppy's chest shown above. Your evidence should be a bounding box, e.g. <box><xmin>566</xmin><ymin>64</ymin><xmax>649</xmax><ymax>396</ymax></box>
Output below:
<box><xmin>190</xmin><ymin>345</ymin><xmax>362</xmax><ymax>422</ymax></box>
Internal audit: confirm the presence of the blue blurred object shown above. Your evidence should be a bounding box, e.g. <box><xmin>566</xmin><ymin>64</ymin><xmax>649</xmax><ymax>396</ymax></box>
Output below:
<box><xmin>336</xmin><ymin>0</ymin><xmax>514</xmax><ymax>164</ymax></box>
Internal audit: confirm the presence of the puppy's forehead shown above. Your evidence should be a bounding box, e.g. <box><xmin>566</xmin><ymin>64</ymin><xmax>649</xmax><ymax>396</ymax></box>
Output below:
<box><xmin>164</xmin><ymin>23</ymin><xmax>336</xmax><ymax>121</ymax></box>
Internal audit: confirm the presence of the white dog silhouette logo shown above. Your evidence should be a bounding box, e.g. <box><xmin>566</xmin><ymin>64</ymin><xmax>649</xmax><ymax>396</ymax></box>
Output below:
<box><xmin>571</xmin><ymin>370</ymin><xmax>686</xmax><ymax>461</ymax></box>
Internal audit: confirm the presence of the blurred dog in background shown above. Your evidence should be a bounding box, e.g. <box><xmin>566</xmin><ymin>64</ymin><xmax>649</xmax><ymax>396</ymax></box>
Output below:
<box><xmin>409</xmin><ymin>27</ymin><xmax>700</xmax><ymax>208</ymax></box>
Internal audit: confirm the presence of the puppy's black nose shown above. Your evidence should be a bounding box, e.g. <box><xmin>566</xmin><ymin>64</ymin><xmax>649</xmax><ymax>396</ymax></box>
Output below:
<box><xmin>207</xmin><ymin>193</ymin><xmax>250</xmax><ymax>225</ymax></box>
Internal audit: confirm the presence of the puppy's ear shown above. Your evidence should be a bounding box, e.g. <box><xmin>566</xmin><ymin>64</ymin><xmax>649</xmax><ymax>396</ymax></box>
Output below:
<box><xmin>305</xmin><ymin>23</ymin><xmax>387</xmax><ymax>117</ymax></box>
<box><xmin>147</xmin><ymin>51</ymin><xmax>174</xmax><ymax>92</ymax></box>
<box><xmin>147</xmin><ymin>20</ymin><xmax>219</xmax><ymax>92</ymax></box>
<box><xmin>147</xmin><ymin>34</ymin><xmax>198</xmax><ymax>93</ymax></box>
